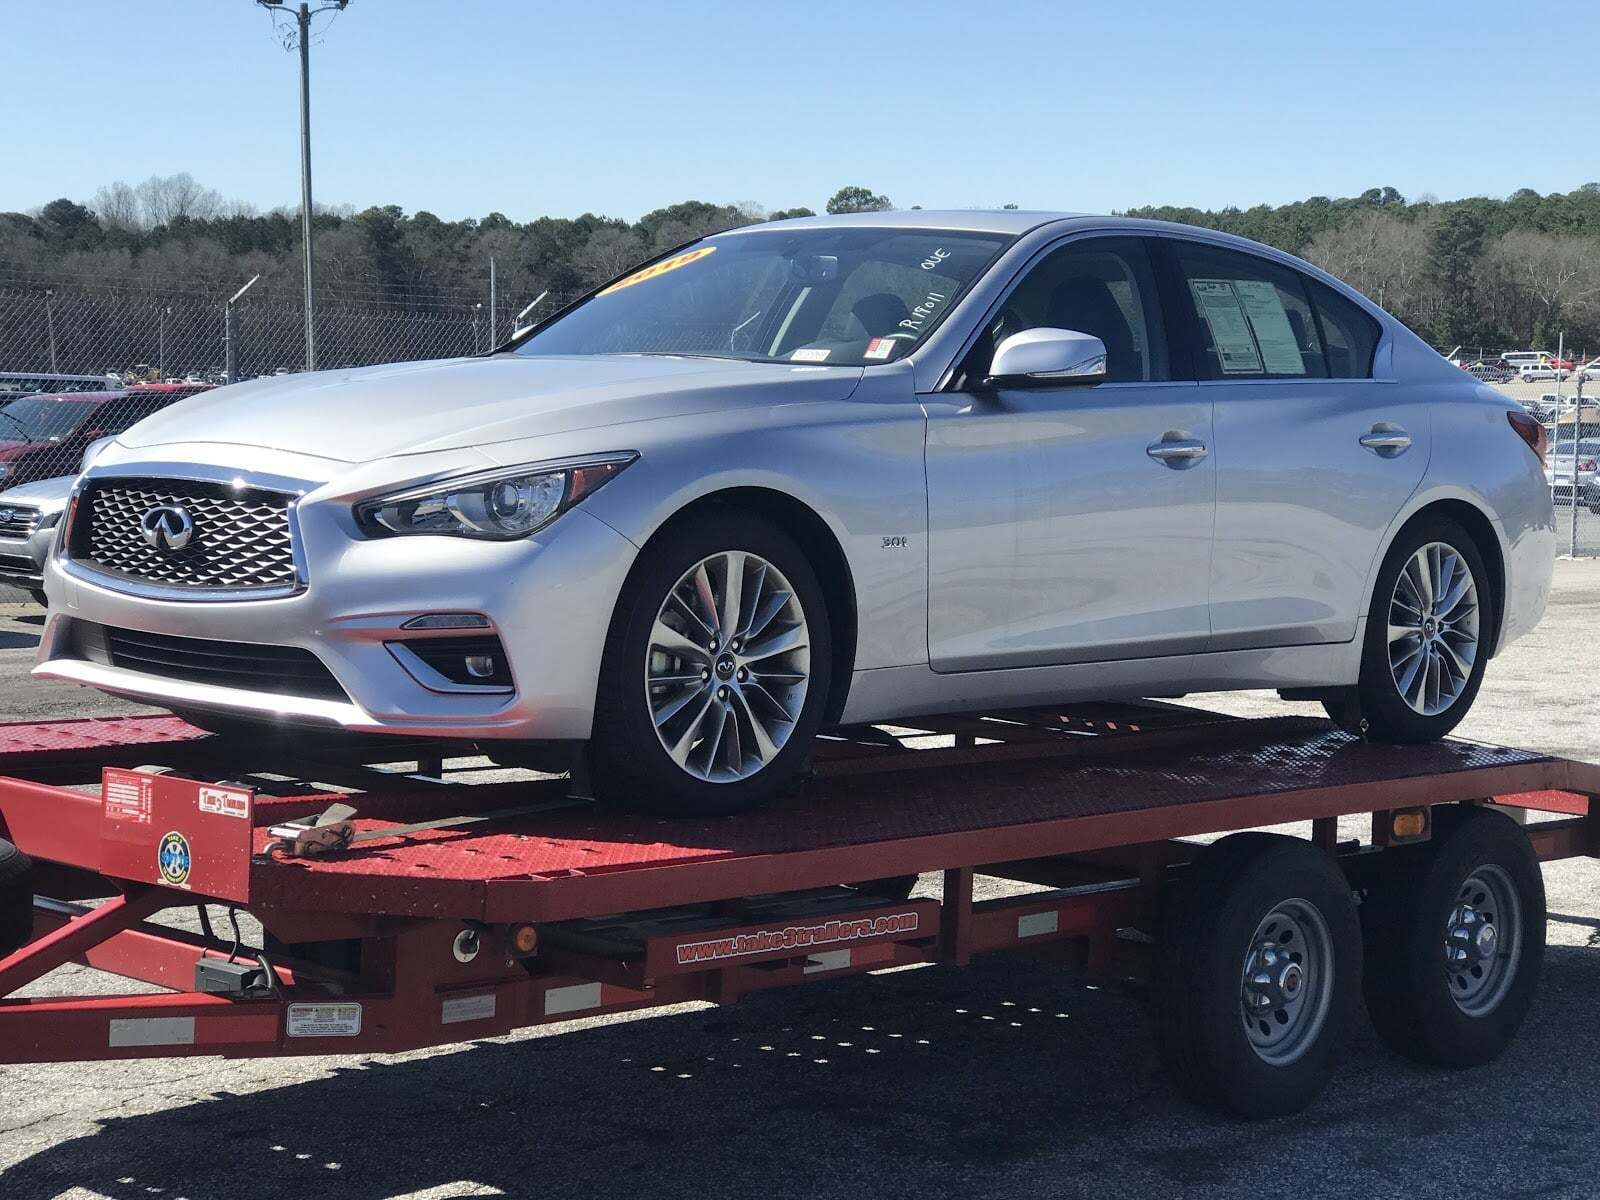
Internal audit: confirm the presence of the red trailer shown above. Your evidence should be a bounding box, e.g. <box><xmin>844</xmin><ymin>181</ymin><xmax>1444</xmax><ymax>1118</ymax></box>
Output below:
<box><xmin>0</xmin><ymin>702</ymin><xmax>1594</xmax><ymax>1117</ymax></box>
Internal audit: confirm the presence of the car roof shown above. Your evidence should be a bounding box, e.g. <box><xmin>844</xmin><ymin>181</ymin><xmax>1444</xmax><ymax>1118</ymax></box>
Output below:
<box><xmin>730</xmin><ymin>209</ymin><xmax>1088</xmax><ymax>236</ymax></box>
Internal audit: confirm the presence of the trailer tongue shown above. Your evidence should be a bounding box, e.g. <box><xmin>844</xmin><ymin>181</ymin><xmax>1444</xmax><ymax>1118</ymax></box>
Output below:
<box><xmin>0</xmin><ymin>703</ymin><xmax>1594</xmax><ymax>1117</ymax></box>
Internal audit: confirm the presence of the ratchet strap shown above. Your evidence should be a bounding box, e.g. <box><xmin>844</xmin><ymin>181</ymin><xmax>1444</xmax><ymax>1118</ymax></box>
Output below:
<box><xmin>265</xmin><ymin>796</ymin><xmax>587</xmax><ymax>859</ymax></box>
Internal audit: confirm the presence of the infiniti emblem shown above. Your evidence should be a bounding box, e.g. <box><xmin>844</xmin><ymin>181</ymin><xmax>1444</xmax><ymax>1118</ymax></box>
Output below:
<box><xmin>139</xmin><ymin>505</ymin><xmax>195</xmax><ymax>552</ymax></box>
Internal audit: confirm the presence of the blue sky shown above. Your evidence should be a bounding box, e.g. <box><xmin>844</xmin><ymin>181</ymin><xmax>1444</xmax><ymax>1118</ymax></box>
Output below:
<box><xmin>8</xmin><ymin>0</ymin><xmax>1595</xmax><ymax>222</ymax></box>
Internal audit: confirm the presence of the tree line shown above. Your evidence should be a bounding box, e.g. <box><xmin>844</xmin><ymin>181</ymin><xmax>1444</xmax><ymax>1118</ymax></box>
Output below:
<box><xmin>4</xmin><ymin>175</ymin><xmax>1599</xmax><ymax>353</ymax></box>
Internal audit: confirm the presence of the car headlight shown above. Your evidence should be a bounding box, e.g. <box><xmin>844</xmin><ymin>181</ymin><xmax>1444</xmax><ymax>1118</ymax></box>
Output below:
<box><xmin>355</xmin><ymin>453</ymin><xmax>637</xmax><ymax>541</ymax></box>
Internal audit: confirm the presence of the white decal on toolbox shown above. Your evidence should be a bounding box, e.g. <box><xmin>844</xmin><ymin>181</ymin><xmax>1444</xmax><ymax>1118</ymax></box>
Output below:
<box><xmin>673</xmin><ymin>911</ymin><xmax>920</xmax><ymax>966</ymax></box>
<box><xmin>544</xmin><ymin>982</ymin><xmax>603</xmax><ymax>1016</ymax></box>
<box><xmin>1017</xmin><ymin>910</ymin><xmax>1060</xmax><ymax>939</ymax></box>
<box><xmin>104</xmin><ymin>774</ymin><xmax>152</xmax><ymax>825</ymax></box>
<box><xmin>198</xmin><ymin>785</ymin><xmax>250</xmax><ymax>820</ymax></box>
<box><xmin>442</xmin><ymin>991</ymin><xmax>498</xmax><ymax>1025</ymax></box>
<box><xmin>286</xmin><ymin>1002</ymin><xmax>363</xmax><ymax>1038</ymax></box>
<box><xmin>802</xmin><ymin>950</ymin><xmax>853</xmax><ymax>974</ymax></box>
<box><xmin>109</xmin><ymin>1016</ymin><xmax>195</xmax><ymax>1048</ymax></box>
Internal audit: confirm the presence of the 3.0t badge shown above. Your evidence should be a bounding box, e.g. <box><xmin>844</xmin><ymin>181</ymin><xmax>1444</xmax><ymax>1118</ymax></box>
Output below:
<box><xmin>139</xmin><ymin>505</ymin><xmax>194</xmax><ymax>552</ymax></box>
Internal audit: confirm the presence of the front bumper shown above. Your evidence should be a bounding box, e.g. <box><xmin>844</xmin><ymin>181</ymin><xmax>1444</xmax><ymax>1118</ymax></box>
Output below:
<box><xmin>0</xmin><ymin>538</ymin><xmax>47</xmax><ymax>588</ymax></box>
<box><xmin>34</xmin><ymin>499</ymin><xmax>639</xmax><ymax>742</ymax></box>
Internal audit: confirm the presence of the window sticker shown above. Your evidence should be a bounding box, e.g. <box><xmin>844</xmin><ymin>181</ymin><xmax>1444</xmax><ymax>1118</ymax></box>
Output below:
<box><xmin>1232</xmin><ymin>280</ymin><xmax>1307</xmax><ymax>375</ymax></box>
<box><xmin>598</xmin><ymin>246</ymin><xmax>717</xmax><ymax>296</ymax></box>
<box><xmin>791</xmin><ymin>347</ymin><xmax>831</xmax><ymax>362</ymax></box>
<box><xmin>863</xmin><ymin>337</ymin><xmax>897</xmax><ymax>361</ymax></box>
<box><xmin>1189</xmin><ymin>279</ymin><xmax>1263</xmax><ymax>374</ymax></box>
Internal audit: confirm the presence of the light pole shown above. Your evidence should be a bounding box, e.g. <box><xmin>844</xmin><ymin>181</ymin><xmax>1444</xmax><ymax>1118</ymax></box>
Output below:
<box><xmin>224</xmin><ymin>275</ymin><xmax>261</xmax><ymax>384</ymax></box>
<box><xmin>256</xmin><ymin>0</ymin><xmax>351</xmax><ymax>373</ymax></box>
<box><xmin>44</xmin><ymin>290</ymin><xmax>57</xmax><ymax>373</ymax></box>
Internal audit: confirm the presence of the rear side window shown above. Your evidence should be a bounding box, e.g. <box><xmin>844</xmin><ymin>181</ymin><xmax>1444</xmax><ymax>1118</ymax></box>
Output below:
<box><xmin>1171</xmin><ymin>243</ymin><xmax>1327</xmax><ymax>380</ymax></box>
<box><xmin>1307</xmin><ymin>279</ymin><xmax>1381</xmax><ymax>378</ymax></box>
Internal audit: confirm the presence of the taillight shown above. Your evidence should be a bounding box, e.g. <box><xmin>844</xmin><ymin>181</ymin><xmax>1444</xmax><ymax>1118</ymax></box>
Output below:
<box><xmin>1507</xmin><ymin>411</ymin><xmax>1547</xmax><ymax>459</ymax></box>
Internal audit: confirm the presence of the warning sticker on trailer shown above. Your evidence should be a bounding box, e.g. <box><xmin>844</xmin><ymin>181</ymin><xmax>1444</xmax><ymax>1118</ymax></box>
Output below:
<box><xmin>286</xmin><ymin>1002</ymin><xmax>363</xmax><ymax>1038</ymax></box>
<box><xmin>104</xmin><ymin>772</ymin><xmax>152</xmax><ymax>825</ymax></box>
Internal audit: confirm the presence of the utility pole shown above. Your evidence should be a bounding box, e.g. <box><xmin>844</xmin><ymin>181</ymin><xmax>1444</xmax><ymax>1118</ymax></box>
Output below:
<box><xmin>158</xmin><ymin>305</ymin><xmax>172</xmax><ymax>378</ymax></box>
<box><xmin>256</xmin><ymin>0</ymin><xmax>351</xmax><ymax>372</ymax></box>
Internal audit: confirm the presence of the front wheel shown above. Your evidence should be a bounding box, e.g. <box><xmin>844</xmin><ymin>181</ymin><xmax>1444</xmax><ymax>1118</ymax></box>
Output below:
<box><xmin>1327</xmin><ymin>516</ymin><xmax>1494</xmax><ymax>743</ymax></box>
<box><xmin>590</xmin><ymin>512</ymin><xmax>832</xmax><ymax>816</ymax></box>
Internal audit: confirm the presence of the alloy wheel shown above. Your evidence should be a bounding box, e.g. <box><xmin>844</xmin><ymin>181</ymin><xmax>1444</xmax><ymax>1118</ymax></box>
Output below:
<box><xmin>1387</xmin><ymin>541</ymin><xmax>1480</xmax><ymax>717</ymax></box>
<box><xmin>645</xmin><ymin>550</ymin><xmax>810</xmax><ymax>783</ymax></box>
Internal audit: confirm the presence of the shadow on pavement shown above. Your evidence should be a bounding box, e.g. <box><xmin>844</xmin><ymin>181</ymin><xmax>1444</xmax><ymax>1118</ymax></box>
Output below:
<box><xmin>4</xmin><ymin>949</ymin><xmax>1600</xmax><ymax>1200</ymax></box>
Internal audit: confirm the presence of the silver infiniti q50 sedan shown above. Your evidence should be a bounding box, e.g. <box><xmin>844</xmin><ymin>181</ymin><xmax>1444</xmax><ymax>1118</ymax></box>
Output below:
<box><xmin>34</xmin><ymin>212</ymin><xmax>1554</xmax><ymax>814</ymax></box>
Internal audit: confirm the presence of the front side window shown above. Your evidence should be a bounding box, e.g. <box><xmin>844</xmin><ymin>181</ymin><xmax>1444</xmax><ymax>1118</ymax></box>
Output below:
<box><xmin>514</xmin><ymin>227</ymin><xmax>1013</xmax><ymax>368</ymax></box>
<box><xmin>959</xmin><ymin>236</ymin><xmax>1168</xmax><ymax>386</ymax></box>
<box><xmin>1173</xmin><ymin>243</ymin><xmax>1327</xmax><ymax>380</ymax></box>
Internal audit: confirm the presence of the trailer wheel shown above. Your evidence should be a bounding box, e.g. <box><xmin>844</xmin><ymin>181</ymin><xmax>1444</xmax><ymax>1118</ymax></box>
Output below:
<box><xmin>1154</xmin><ymin>833</ymin><xmax>1361</xmax><ymax>1118</ymax></box>
<box><xmin>1361</xmin><ymin>806</ymin><xmax>1544</xmax><ymax>1068</ymax></box>
<box><xmin>0</xmin><ymin>838</ymin><xmax>34</xmax><ymax>958</ymax></box>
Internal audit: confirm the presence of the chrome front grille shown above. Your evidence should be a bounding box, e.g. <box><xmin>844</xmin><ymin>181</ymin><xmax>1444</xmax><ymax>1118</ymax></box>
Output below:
<box><xmin>70</xmin><ymin>477</ymin><xmax>298</xmax><ymax>593</ymax></box>
<box><xmin>0</xmin><ymin>504</ymin><xmax>40</xmax><ymax>538</ymax></box>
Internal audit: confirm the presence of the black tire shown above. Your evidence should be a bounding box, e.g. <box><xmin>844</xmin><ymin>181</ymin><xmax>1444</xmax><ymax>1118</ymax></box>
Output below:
<box><xmin>0</xmin><ymin>838</ymin><xmax>34</xmax><ymax>958</ymax></box>
<box><xmin>590</xmin><ymin>512</ymin><xmax>832</xmax><ymax>817</ymax></box>
<box><xmin>1325</xmin><ymin>515</ymin><xmax>1495</xmax><ymax>743</ymax></box>
<box><xmin>1153</xmin><ymin>833</ymin><xmax>1361</xmax><ymax>1118</ymax></box>
<box><xmin>1361</xmin><ymin>805</ymin><xmax>1544</xmax><ymax>1068</ymax></box>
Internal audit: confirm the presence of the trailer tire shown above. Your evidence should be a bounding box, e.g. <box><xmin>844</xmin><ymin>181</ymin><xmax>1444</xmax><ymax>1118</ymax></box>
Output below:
<box><xmin>1154</xmin><ymin>832</ymin><xmax>1360</xmax><ymax>1118</ymax></box>
<box><xmin>1361</xmin><ymin>805</ymin><xmax>1544</xmax><ymax>1068</ymax></box>
<box><xmin>0</xmin><ymin>837</ymin><xmax>34</xmax><ymax>958</ymax></box>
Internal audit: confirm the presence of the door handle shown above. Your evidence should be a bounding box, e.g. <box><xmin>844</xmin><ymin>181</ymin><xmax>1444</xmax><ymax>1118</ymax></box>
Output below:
<box><xmin>1146</xmin><ymin>436</ymin><xmax>1208</xmax><ymax>467</ymax></box>
<box><xmin>1360</xmin><ymin>425</ymin><xmax>1412</xmax><ymax>456</ymax></box>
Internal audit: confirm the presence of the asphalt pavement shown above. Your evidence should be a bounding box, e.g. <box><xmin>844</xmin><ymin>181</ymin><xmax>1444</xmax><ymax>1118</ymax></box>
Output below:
<box><xmin>0</xmin><ymin>562</ymin><xmax>1597</xmax><ymax>1200</ymax></box>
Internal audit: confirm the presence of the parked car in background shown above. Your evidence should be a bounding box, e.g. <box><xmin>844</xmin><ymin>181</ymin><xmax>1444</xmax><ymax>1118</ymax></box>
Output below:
<box><xmin>35</xmin><ymin>212</ymin><xmax>1554</xmax><ymax>814</ymax></box>
<box><xmin>1520</xmin><ymin>398</ymin><xmax>1555</xmax><ymax>422</ymax></box>
<box><xmin>1546</xmin><ymin>437</ymin><xmax>1600</xmax><ymax>513</ymax></box>
<box><xmin>1464</xmin><ymin>361</ymin><xmax>1516</xmax><ymax>383</ymax></box>
<box><xmin>1504</xmin><ymin>351</ymin><xmax>1574</xmax><ymax>371</ymax></box>
<box><xmin>0</xmin><ymin>372</ymin><xmax>118</xmax><ymax>395</ymax></box>
<box><xmin>1579</xmin><ymin>357</ymin><xmax>1600</xmax><ymax>381</ymax></box>
<box><xmin>0</xmin><ymin>476</ymin><xmax>73</xmax><ymax>603</ymax></box>
<box><xmin>1518</xmin><ymin>364</ymin><xmax>1569</xmax><ymax>382</ymax></box>
<box><xmin>0</xmin><ymin>383</ymin><xmax>213</xmax><ymax>491</ymax></box>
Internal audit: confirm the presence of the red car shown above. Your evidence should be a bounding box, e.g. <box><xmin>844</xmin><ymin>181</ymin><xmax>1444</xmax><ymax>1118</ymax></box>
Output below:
<box><xmin>0</xmin><ymin>384</ymin><xmax>214</xmax><ymax>490</ymax></box>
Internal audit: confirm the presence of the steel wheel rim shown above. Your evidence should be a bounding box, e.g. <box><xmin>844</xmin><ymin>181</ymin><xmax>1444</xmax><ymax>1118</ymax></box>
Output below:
<box><xmin>645</xmin><ymin>550</ymin><xmax>810</xmax><ymax>784</ymax></box>
<box><xmin>1445</xmin><ymin>864</ymin><xmax>1521</xmax><ymax>1017</ymax></box>
<box><xmin>1240</xmin><ymin>899</ymin><xmax>1334</xmax><ymax>1066</ymax></box>
<box><xmin>1387</xmin><ymin>541</ymin><xmax>1479</xmax><ymax>717</ymax></box>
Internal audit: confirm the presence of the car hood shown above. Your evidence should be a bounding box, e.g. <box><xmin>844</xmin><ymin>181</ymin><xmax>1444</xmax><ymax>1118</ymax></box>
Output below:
<box><xmin>116</xmin><ymin>355</ymin><xmax>865</xmax><ymax>464</ymax></box>
<box><xmin>0</xmin><ymin>474</ymin><xmax>73</xmax><ymax>513</ymax></box>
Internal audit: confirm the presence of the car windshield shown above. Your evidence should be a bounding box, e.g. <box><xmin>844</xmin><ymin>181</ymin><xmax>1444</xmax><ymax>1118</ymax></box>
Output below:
<box><xmin>0</xmin><ymin>396</ymin><xmax>97</xmax><ymax>442</ymax></box>
<box><xmin>513</xmin><ymin>227</ymin><xmax>1014</xmax><ymax>367</ymax></box>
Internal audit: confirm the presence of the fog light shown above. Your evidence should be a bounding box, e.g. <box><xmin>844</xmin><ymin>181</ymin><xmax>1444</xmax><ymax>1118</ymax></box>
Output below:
<box><xmin>465</xmin><ymin>654</ymin><xmax>497</xmax><ymax>679</ymax></box>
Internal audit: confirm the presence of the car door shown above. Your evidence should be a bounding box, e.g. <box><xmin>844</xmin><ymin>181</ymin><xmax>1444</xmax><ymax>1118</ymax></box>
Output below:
<box><xmin>1163</xmin><ymin>238</ymin><xmax>1428</xmax><ymax>649</ymax></box>
<box><xmin>924</xmin><ymin>235</ymin><xmax>1215</xmax><ymax>671</ymax></box>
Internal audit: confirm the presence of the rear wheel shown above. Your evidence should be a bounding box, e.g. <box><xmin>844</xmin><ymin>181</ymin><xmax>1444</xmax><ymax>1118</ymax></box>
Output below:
<box><xmin>1327</xmin><ymin>516</ymin><xmax>1494</xmax><ymax>743</ymax></box>
<box><xmin>1153</xmin><ymin>833</ymin><xmax>1361</xmax><ymax>1117</ymax></box>
<box><xmin>590</xmin><ymin>512</ymin><xmax>832</xmax><ymax>816</ymax></box>
<box><xmin>1361</xmin><ymin>806</ymin><xmax>1544</xmax><ymax>1068</ymax></box>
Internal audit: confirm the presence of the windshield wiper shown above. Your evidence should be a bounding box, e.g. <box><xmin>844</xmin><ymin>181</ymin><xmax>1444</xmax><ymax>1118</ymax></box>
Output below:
<box><xmin>0</xmin><ymin>410</ymin><xmax>33</xmax><ymax>441</ymax></box>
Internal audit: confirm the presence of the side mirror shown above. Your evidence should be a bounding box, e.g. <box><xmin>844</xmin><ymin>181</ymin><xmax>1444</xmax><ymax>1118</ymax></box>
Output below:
<box><xmin>986</xmin><ymin>328</ymin><xmax>1107</xmax><ymax>388</ymax></box>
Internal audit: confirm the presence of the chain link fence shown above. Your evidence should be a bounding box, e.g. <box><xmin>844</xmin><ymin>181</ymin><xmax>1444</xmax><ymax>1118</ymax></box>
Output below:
<box><xmin>1493</xmin><ymin>380</ymin><xmax>1600</xmax><ymax>557</ymax></box>
<box><xmin>0</xmin><ymin>271</ymin><xmax>578</xmax><ymax>384</ymax></box>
